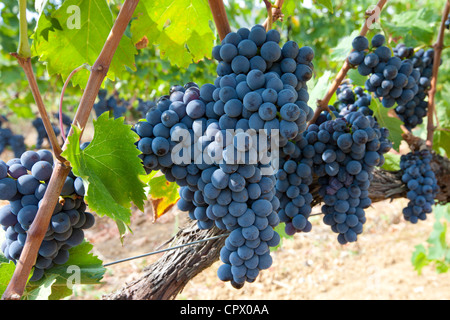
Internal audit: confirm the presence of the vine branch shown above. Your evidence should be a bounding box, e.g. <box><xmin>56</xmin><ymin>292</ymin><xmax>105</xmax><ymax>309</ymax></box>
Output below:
<box><xmin>263</xmin><ymin>0</ymin><xmax>284</xmax><ymax>29</ymax></box>
<box><xmin>11</xmin><ymin>54</ymin><xmax>66</xmax><ymax>163</ymax></box>
<box><xmin>11</xmin><ymin>0</ymin><xmax>64</xmax><ymax>162</ymax></box>
<box><xmin>309</xmin><ymin>0</ymin><xmax>388</xmax><ymax>125</ymax></box>
<box><xmin>426</xmin><ymin>0</ymin><xmax>450</xmax><ymax>148</ymax></box>
<box><xmin>2</xmin><ymin>0</ymin><xmax>140</xmax><ymax>300</ymax></box>
<box><xmin>208</xmin><ymin>0</ymin><xmax>231</xmax><ymax>41</ymax></box>
<box><xmin>263</xmin><ymin>0</ymin><xmax>273</xmax><ymax>31</ymax></box>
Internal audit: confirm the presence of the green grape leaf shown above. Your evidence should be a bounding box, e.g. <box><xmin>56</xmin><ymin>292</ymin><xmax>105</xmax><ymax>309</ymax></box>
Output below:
<box><xmin>369</xmin><ymin>98</ymin><xmax>403</xmax><ymax>151</ymax></box>
<box><xmin>435</xmin><ymin>261</ymin><xmax>449</xmax><ymax>274</ymax></box>
<box><xmin>330</xmin><ymin>30</ymin><xmax>359</xmax><ymax>62</ymax></box>
<box><xmin>381</xmin><ymin>153</ymin><xmax>401</xmax><ymax>171</ymax></box>
<box><xmin>433</xmin><ymin>130</ymin><xmax>450</xmax><ymax>157</ymax></box>
<box><xmin>347</xmin><ymin>68</ymin><xmax>367</xmax><ymax>87</ymax></box>
<box><xmin>308</xmin><ymin>70</ymin><xmax>332</xmax><ymax>111</ymax></box>
<box><xmin>62</xmin><ymin>113</ymin><xmax>147</xmax><ymax>234</ymax></box>
<box><xmin>23</xmin><ymin>275</ymin><xmax>57</xmax><ymax>300</ymax></box>
<box><xmin>434</xmin><ymin>203</ymin><xmax>450</xmax><ymax>222</ymax></box>
<box><xmin>314</xmin><ymin>0</ymin><xmax>333</xmax><ymax>13</ymax></box>
<box><xmin>433</xmin><ymin>96</ymin><xmax>450</xmax><ymax>156</ymax></box>
<box><xmin>271</xmin><ymin>224</ymin><xmax>293</xmax><ymax>252</ymax></box>
<box><xmin>147</xmin><ymin>173</ymin><xmax>180</xmax><ymax>221</ymax></box>
<box><xmin>426</xmin><ymin>221</ymin><xmax>448</xmax><ymax>261</ymax></box>
<box><xmin>32</xmin><ymin>0</ymin><xmax>137</xmax><ymax>89</ymax></box>
<box><xmin>282</xmin><ymin>0</ymin><xmax>298</xmax><ymax>17</ymax></box>
<box><xmin>383</xmin><ymin>9</ymin><xmax>438</xmax><ymax>45</ymax></box>
<box><xmin>411</xmin><ymin>244</ymin><xmax>429</xmax><ymax>275</ymax></box>
<box><xmin>131</xmin><ymin>0</ymin><xmax>215</xmax><ymax>68</ymax></box>
<box><xmin>23</xmin><ymin>241</ymin><xmax>105</xmax><ymax>300</ymax></box>
<box><xmin>0</xmin><ymin>261</ymin><xmax>16</xmax><ymax>297</ymax></box>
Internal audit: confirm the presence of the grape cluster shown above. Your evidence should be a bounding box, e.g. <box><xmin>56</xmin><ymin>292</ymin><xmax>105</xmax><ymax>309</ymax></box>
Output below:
<box><xmin>133</xmin><ymin>82</ymin><xmax>206</xmax><ymax>176</ymax></box>
<box><xmin>349</xmin><ymin>34</ymin><xmax>419</xmax><ymax>109</ymax></box>
<box><xmin>0</xmin><ymin>120</ymin><xmax>26</xmax><ymax>158</ymax></box>
<box><xmin>133</xmin><ymin>25</ymin><xmax>316</xmax><ymax>288</ymax></box>
<box><xmin>211</xmin><ymin>25</ymin><xmax>314</xmax><ymax>143</ymax></box>
<box><xmin>0</xmin><ymin>149</ymin><xmax>94</xmax><ymax>281</ymax></box>
<box><xmin>394</xmin><ymin>48</ymin><xmax>435</xmax><ymax>130</ymax></box>
<box><xmin>134</xmin><ymin>81</ymin><xmax>282</xmax><ymax>288</ymax></box>
<box><xmin>32</xmin><ymin>112</ymin><xmax>75</xmax><ymax>149</ymax></box>
<box><xmin>32</xmin><ymin>117</ymin><xmax>61</xmax><ymax>149</ymax></box>
<box><xmin>137</xmin><ymin>99</ymin><xmax>156</xmax><ymax>118</ymax></box>
<box><xmin>400</xmin><ymin>150</ymin><xmax>439</xmax><ymax>223</ymax></box>
<box><xmin>209</xmin><ymin>25</ymin><xmax>318</xmax><ymax>285</ymax></box>
<box><xmin>296</xmin><ymin>108</ymin><xmax>391</xmax><ymax>244</ymax></box>
<box><xmin>93</xmin><ymin>90</ymin><xmax>128</xmax><ymax>119</ymax></box>
<box><xmin>335</xmin><ymin>84</ymin><xmax>373</xmax><ymax>117</ymax></box>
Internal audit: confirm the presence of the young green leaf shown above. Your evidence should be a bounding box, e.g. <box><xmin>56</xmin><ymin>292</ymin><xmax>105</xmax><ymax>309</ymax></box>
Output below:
<box><xmin>62</xmin><ymin>113</ymin><xmax>147</xmax><ymax>233</ymax></box>
<box><xmin>347</xmin><ymin>68</ymin><xmax>367</xmax><ymax>87</ymax></box>
<box><xmin>411</xmin><ymin>244</ymin><xmax>429</xmax><ymax>275</ymax></box>
<box><xmin>315</xmin><ymin>0</ymin><xmax>334</xmax><ymax>13</ymax></box>
<box><xmin>383</xmin><ymin>8</ymin><xmax>438</xmax><ymax>46</ymax></box>
<box><xmin>308</xmin><ymin>70</ymin><xmax>333</xmax><ymax>111</ymax></box>
<box><xmin>369</xmin><ymin>97</ymin><xmax>403</xmax><ymax>151</ymax></box>
<box><xmin>381</xmin><ymin>153</ymin><xmax>401</xmax><ymax>171</ymax></box>
<box><xmin>271</xmin><ymin>224</ymin><xmax>293</xmax><ymax>252</ymax></box>
<box><xmin>330</xmin><ymin>30</ymin><xmax>359</xmax><ymax>62</ymax></box>
<box><xmin>0</xmin><ymin>261</ymin><xmax>16</xmax><ymax>298</ymax></box>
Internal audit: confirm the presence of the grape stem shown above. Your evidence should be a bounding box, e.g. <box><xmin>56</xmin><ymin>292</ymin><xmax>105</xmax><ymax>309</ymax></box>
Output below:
<box><xmin>1</xmin><ymin>0</ymin><xmax>140</xmax><ymax>300</ymax></box>
<box><xmin>426</xmin><ymin>0</ymin><xmax>450</xmax><ymax>148</ymax></box>
<box><xmin>263</xmin><ymin>0</ymin><xmax>284</xmax><ymax>30</ymax></box>
<box><xmin>309</xmin><ymin>0</ymin><xmax>388</xmax><ymax>125</ymax></box>
<box><xmin>10</xmin><ymin>55</ymin><xmax>67</xmax><ymax>164</ymax></box>
<box><xmin>11</xmin><ymin>0</ymin><xmax>66</xmax><ymax>163</ymax></box>
<box><xmin>59</xmin><ymin>64</ymin><xmax>91</xmax><ymax>141</ymax></box>
<box><xmin>17</xmin><ymin>0</ymin><xmax>31</xmax><ymax>59</ymax></box>
<box><xmin>208</xmin><ymin>0</ymin><xmax>231</xmax><ymax>41</ymax></box>
<box><xmin>263</xmin><ymin>0</ymin><xmax>274</xmax><ymax>31</ymax></box>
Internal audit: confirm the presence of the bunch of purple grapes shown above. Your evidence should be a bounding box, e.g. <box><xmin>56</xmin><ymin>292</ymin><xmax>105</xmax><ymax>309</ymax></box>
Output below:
<box><xmin>400</xmin><ymin>150</ymin><xmax>439</xmax><ymax>223</ymax></box>
<box><xmin>0</xmin><ymin>149</ymin><xmax>94</xmax><ymax>281</ymax></box>
<box><xmin>394</xmin><ymin>48</ymin><xmax>436</xmax><ymax>130</ymax></box>
<box><xmin>348</xmin><ymin>34</ymin><xmax>419</xmax><ymax>109</ymax></box>
<box><xmin>132</xmin><ymin>25</ymin><xmax>317</xmax><ymax>288</ymax></box>
<box><xmin>0</xmin><ymin>118</ymin><xmax>26</xmax><ymax>158</ymax></box>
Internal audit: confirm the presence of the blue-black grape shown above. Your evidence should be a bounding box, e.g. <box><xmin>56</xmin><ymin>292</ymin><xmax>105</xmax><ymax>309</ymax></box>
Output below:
<box><xmin>348</xmin><ymin>34</ymin><xmax>420</xmax><ymax>110</ymax></box>
<box><xmin>131</xmin><ymin>25</ymin><xmax>318</xmax><ymax>289</ymax></box>
<box><xmin>0</xmin><ymin>149</ymin><xmax>95</xmax><ymax>282</ymax></box>
<box><xmin>400</xmin><ymin>150</ymin><xmax>439</xmax><ymax>223</ymax></box>
<box><xmin>394</xmin><ymin>48</ymin><xmax>436</xmax><ymax>130</ymax></box>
